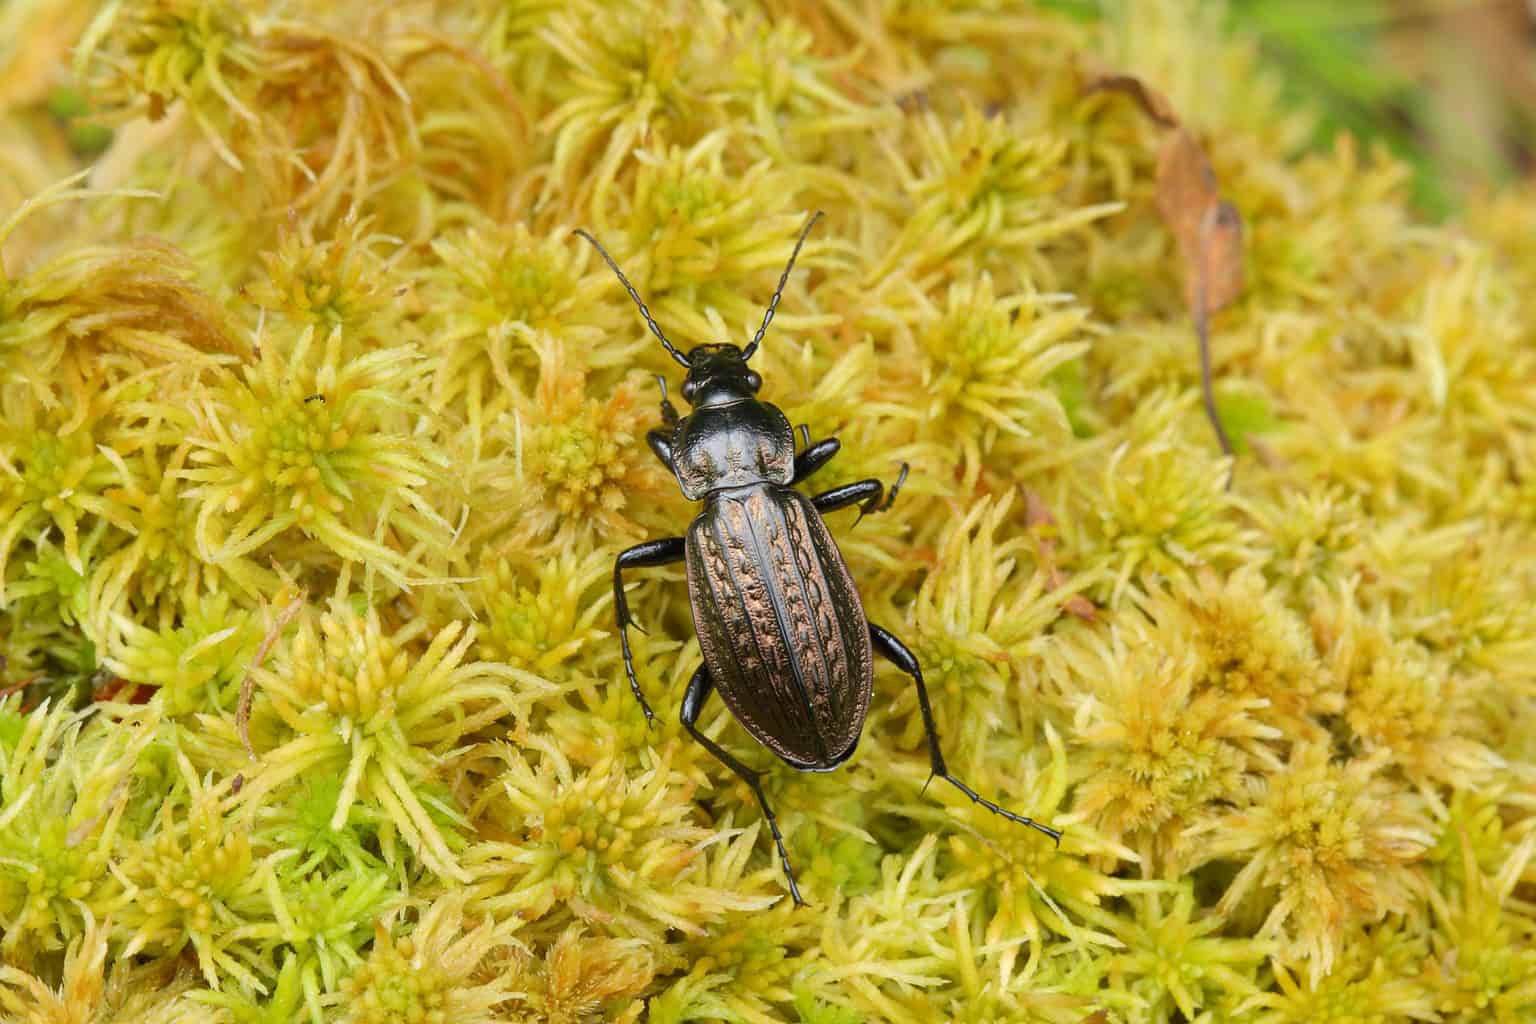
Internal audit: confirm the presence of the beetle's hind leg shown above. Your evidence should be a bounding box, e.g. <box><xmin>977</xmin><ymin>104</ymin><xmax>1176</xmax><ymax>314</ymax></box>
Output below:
<box><xmin>613</xmin><ymin>538</ymin><xmax>686</xmax><ymax>725</ymax></box>
<box><xmin>869</xmin><ymin>623</ymin><xmax>1062</xmax><ymax>845</ymax></box>
<box><xmin>681</xmin><ymin>664</ymin><xmax>807</xmax><ymax>907</ymax></box>
<box><xmin>811</xmin><ymin>462</ymin><xmax>909</xmax><ymax>525</ymax></box>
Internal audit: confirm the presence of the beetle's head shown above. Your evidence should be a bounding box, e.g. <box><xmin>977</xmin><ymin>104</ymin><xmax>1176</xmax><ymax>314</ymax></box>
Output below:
<box><xmin>680</xmin><ymin>344</ymin><xmax>760</xmax><ymax>406</ymax></box>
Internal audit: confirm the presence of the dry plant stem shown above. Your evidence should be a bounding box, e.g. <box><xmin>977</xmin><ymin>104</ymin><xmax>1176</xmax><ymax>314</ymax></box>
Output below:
<box><xmin>1195</xmin><ymin>269</ymin><xmax>1236</xmax><ymax>473</ymax></box>
<box><xmin>237</xmin><ymin>590</ymin><xmax>306</xmax><ymax>758</ymax></box>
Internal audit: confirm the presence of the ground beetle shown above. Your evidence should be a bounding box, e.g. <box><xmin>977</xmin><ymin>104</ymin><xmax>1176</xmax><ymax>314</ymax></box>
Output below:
<box><xmin>575</xmin><ymin>213</ymin><xmax>1062</xmax><ymax>905</ymax></box>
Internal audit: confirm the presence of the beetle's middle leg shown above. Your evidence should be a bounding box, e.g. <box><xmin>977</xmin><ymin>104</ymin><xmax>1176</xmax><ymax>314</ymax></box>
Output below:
<box><xmin>869</xmin><ymin>623</ymin><xmax>1062</xmax><ymax>844</ymax></box>
<box><xmin>681</xmin><ymin>664</ymin><xmax>806</xmax><ymax>907</ymax></box>
<box><xmin>613</xmin><ymin>538</ymin><xmax>686</xmax><ymax>724</ymax></box>
<box><xmin>646</xmin><ymin>376</ymin><xmax>680</xmax><ymax>473</ymax></box>
<box><xmin>793</xmin><ymin>429</ymin><xmax>840</xmax><ymax>484</ymax></box>
<box><xmin>810</xmin><ymin>462</ymin><xmax>909</xmax><ymax>523</ymax></box>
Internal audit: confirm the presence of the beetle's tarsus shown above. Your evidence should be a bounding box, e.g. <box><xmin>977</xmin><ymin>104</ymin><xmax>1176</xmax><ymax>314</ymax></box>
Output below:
<box><xmin>869</xmin><ymin>622</ymin><xmax>1060</xmax><ymax>846</ymax></box>
<box><xmin>861</xmin><ymin>462</ymin><xmax>908</xmax><ymax>518</ymax></box>
<box><xmin>887</xmin><ymin>462</ymin><xmax>909</xmax><ymax>508</ymax></box>
<box><xmin>620</xmin><ymin>628</ymin><xmax>658</xmax><ymax>722</ymax></box>
<box><xmin>940</xmin><ymin>773</ymin><xmax>1064</xmax><ymax>843</ymax></box>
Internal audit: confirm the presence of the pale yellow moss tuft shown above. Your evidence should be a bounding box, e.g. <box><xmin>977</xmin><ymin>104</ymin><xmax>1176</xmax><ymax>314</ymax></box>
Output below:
<box><xmin>2</xmin><ymin>0</ymin><xmax>1535</xmax><ymax>1019</ymax></box>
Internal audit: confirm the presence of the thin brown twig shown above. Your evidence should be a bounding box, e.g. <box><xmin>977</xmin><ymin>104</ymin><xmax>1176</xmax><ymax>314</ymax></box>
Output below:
<box><xmin>237</xmin><ymin>589</ymin><xmax>306</xmax><ymax>759</ymax></box>
<box><xmin>1194</xmin><ymin>203</ymin><xmax>1239</xmax><ymax>490</ymax></box>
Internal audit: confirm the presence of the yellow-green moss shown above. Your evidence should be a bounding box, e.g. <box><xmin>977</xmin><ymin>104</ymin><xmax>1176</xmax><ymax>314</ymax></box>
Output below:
<box><xmin>2</xmin><ymin>1</ymin><xmax>1535</xmax><ymax>1021</ymax></box>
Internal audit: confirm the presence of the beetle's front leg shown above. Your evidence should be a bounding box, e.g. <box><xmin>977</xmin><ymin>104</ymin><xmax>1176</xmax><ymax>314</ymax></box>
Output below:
<box><xmin>869</xmin><ymin>623</ymin><xmax>1061</xmax><ymax>844</ymax></box>
<box><xmin>613</xmin><ymin>538</ymin><xmax>686</xmax><ymax>724</ymax></box>
<box><xmin>645</xmin><ymin>377</ymin><xmax>681</xmax><ymax>473</ymax></box>
<box><xmin>810</xmin><ymin>462</ymin><xmax>909</xmax><ymax>525</ymax></box>
<box><xmin>681</xmin><ymin>664</ymin><xmax>806</xmax><ymax>907</ymax></box>
<box><xmin>656</xmin><ymin>374</ymin><xmax>680</xmax><ymax>428</ymax></box>
<box><xmin>646</xmin><ymin>430</ymin><xmax>676</xmax><ymax>474</ymax></box>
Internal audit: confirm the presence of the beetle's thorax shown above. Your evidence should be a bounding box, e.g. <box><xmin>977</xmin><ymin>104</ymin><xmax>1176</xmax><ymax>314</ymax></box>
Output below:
<box><xmin>671</xmin><ymin>399</ymin><xmax>795</xmax><ymax>500</ymax></box>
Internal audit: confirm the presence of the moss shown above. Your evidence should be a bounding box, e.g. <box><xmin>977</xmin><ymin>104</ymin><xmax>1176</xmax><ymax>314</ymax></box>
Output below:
<box><xmin>1</xmin><ymin>0</ymin><xmax>1535</xmax><ymax>1021</ymax></box>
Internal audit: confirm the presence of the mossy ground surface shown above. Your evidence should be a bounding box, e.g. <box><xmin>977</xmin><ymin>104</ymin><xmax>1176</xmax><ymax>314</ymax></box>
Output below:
<box><xmin>2</xmin><ymin>1</ymin><xmax>1535</xmax><ymax>1022</ymax></box>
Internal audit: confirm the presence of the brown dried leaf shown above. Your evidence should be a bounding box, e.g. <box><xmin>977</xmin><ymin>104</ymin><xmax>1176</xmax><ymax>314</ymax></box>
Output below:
<box><xmin>1083</xmin><ymin>70</ymin><xmax>1245</xmax><ymax>462</ymax></box>
<box><xmin>1198</xmin><ymin>200</ymin><xmax>1244</xmax><ymax>313</ymax></box>
<box><xmin>1156</xmin><ymin>131</ymin><xmax>1244</xmax><ymax>315</ymax></box>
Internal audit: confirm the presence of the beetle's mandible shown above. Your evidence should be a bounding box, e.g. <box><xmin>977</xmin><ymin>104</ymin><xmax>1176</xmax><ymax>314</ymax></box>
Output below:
<box><xmin>575</xmin><ymin>212</ymin><xmax>1061</xmax><ymax>905</ymax></box>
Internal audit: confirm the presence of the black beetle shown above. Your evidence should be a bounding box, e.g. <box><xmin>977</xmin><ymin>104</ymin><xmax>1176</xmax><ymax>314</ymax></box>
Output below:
<box><xmin>574</xmin><ymin>213</ymin><xmax>1061</xmax><ymax>905</ymax></box>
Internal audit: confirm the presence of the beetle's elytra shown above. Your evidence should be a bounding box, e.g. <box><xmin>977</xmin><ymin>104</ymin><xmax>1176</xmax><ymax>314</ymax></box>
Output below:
<box><xmin>575</xmin><ymin>212</ymin><xmax>1061</xmax><ymax>905</ymax></box>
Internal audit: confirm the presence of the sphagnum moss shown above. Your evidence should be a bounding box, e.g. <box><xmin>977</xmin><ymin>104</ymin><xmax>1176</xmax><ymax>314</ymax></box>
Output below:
<box><xmin>2</xmin><ymin>1</ymin><xmax>1536</xmax><ymax>1022</ymax></box>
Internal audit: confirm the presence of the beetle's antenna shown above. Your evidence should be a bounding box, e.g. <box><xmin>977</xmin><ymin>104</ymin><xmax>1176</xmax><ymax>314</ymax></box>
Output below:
<box><xmin>743</xmin><ymin>210</ymin><xmax>823</xmax><ymax>361</ymax></box>
<box><xmin>574</xmin><ymin>228</ymin><xmax>691</xmax><ymax>369</ymax></box>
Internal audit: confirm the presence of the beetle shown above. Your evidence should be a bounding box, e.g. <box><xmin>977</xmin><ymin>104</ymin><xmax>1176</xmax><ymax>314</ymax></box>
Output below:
<box><xmin>574</xmin><ymin>212</ymin><xmax>1061</xmax><ymax>905</ymax></box>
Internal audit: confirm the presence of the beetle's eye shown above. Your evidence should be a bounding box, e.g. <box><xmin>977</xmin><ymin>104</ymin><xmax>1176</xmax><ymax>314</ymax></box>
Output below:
<box><xmin>681</xmin><ymin>379</ymin><xmax>698</xmax><ymax>400</ymax></box>
<box><xmin>745</xmin><ymin>371</ymin><xmax>762</xmax><ymax>392</ymax></box>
